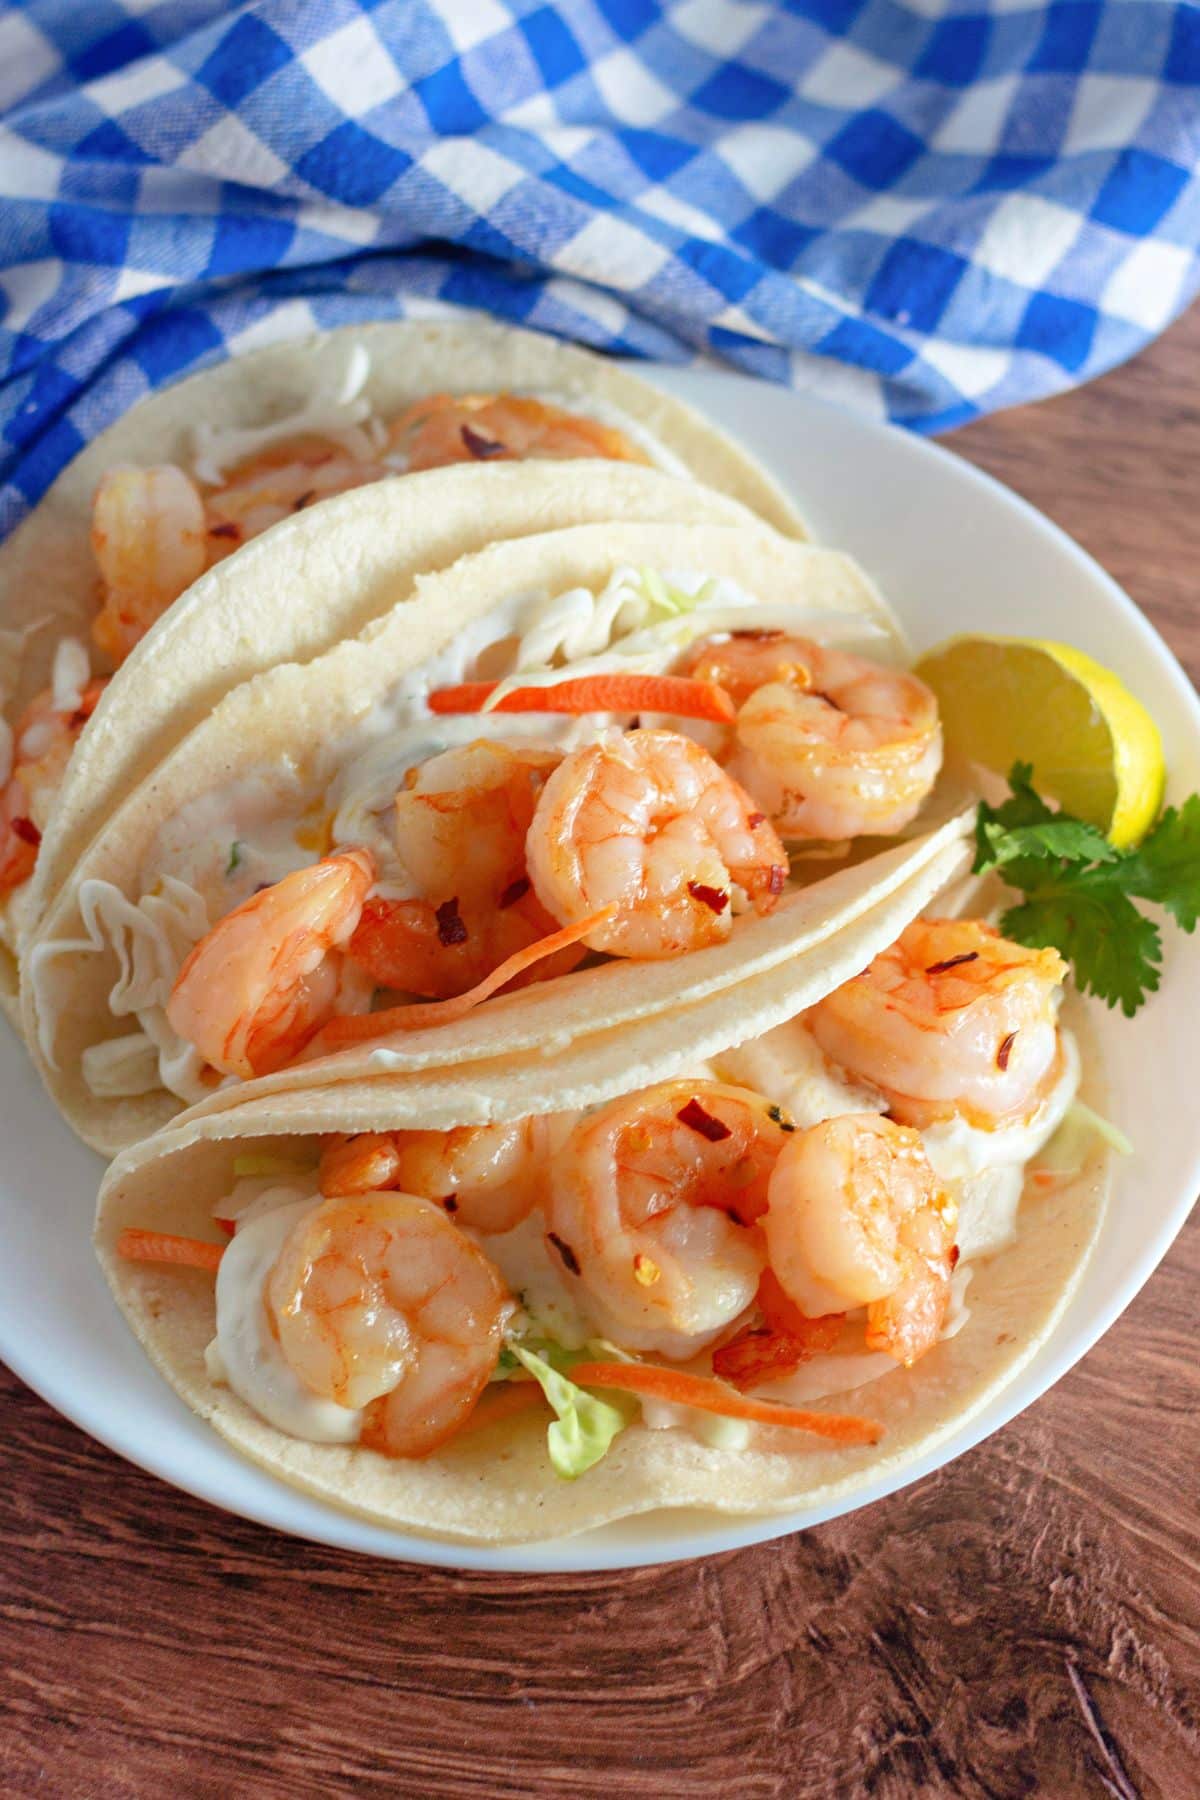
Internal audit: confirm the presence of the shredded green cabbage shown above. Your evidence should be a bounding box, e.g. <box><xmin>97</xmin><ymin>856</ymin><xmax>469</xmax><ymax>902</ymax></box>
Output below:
<box><xmin>1036</xmin><ymin>1099</ymin><xmax>1133</xmax><ymax>1177</ymax></box>
<box><xmin>231</xmin><ymin>1152</ymin><xmax>312</xmax><ymax>1179</ymax></box>
<box><xmin>509</xmin><ymin>1345</ymin><xmax>635</xmax><ymax>1480</ymax></box>
<box><xmin>690</xmin><ymin>1412</ymin><xmax>753</xmax><ymax>1451</ymax></box>
<box><xmin>635</xmin><ymin>567</ymin><xmax>716</xmax><ymax>619</ymax></box>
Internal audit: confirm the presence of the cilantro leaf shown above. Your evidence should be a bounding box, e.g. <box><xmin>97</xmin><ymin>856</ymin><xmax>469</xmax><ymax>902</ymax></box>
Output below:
<box><xmin>1000</xmin><ymin>889</ymin><xmax>1162</xmax><ymax>1018</ymax></box>
<box><xmin>1121</xmin><ymin>795</ymin><xmax>1200</xmax><ymax>931</ymax></box>
<box><xmin>226</xmin><ymin>841</ymin><xmax>243</xmax><ymax>877</ymax></box>
<box><xmin>974</xmin><ymin>763</ymin><xmax>1198</xmax><ymax>1017</ymax></box>
<box><xmin>974</xmin><ymin>764</ymin><xmax>1117</xmax><ymax>873</ymax></box>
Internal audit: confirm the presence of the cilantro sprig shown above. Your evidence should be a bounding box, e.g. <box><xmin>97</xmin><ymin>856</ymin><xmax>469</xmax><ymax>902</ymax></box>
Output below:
<box><xmin>973</xmin><ymin>763</ymin><xmax>1200</xmax><ymax>1017</ymax></box>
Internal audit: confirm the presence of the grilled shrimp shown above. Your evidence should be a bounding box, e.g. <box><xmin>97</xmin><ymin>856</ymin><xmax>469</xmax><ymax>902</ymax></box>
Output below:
<box><xmin>682</xmin><ymin>632</ymin><xmax>942</xmax><ymax>839</ymax></box>
<box><xmin>201</xmin><ymin>441</ymin><xmax>388</xmax><ymax>550</ymax></box>
<box><xmin>526</xmin><ymin>728</ymin><xmax>788</xmax><ymax>960</ymax></box>
<box><xmin>166</xmin><ymin>848</ymin><xmax>375</xmax><ymax>1078</ymax></box>
<box><xmin>764</xmin><ymin>1113</ymin><xmax>957</xmax><ymax>1366</ymax></box>
<box><xmin>91</xmin><ymin>466</ymin><xmax>209</xmax><ymax>664</ymax></box>
<box><xmin>344</xmin><ymin>741</ymin><xmax>584</xmax><ymax>999</ymax></box>
<box><xmin>319</xmin><ymin>1119</ymin><xmax>544</xmax><ymax>1235</ymax></box>
<box><xmin>266</xmin><ymin>1191</ymin><xmax>511</xmax><ymax>1457</ymax></box>
<box><xmin>544</xmin><ymin>1080</ymin><xmax>793</xmax><ymax>1357</ymax></box>
<box><xmin>0</xmin><ymin>676</ymin><xmax>106</xmax><ymax>897</ymax></box>
<box><xmin>390</xmin><ymin>393</ymin><xmax>648</xmax><ymax>470</ymax></box>
<box><xmin>808</xmin><ymin>917</ymin><xmax>1067</xmax><ymax>1129</ymax></box>
<box><xmin>90</xmin><ymin>449</ymin><xmax>383</xmax><ymax>664</ymax></box>
<box><xmin>89</xmin><ymin>393</ymin><xmax>647</xmax><ymax>663</ymax></box>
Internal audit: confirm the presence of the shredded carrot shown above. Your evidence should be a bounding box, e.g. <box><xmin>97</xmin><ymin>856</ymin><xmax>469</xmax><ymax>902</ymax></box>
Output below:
<box><xmin>428</xmin><ymin>674</ymin><xmax>737</xmax><ymax>724</ymax></box>
<box><xmin>317</xmin><ymin>905</ymin><xmax>617</xmax><ymax>1047</ymax></box>
<box><xmin>116</xmin><ymin>1229</ymin><xmax>225</xmax><ymax>1273</ymax></box>
<box><xmin>568</xmin><ymin>1361</ymin><xmax>881</xmax><ymax>1446</ymax></box>
<box><xmin>463</xmin><ymin>1382</ymin><xmax>548</xmax><ymax>1434</ymax></box>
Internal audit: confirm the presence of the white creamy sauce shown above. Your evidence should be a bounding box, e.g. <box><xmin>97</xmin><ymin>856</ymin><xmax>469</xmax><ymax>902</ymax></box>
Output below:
<box><xmin>144</xmin><ymin>766</ymin><xmax>312</xmax><ymax>912</ymax></box>
<box><xmin>211</xmin><ymin>1196</ymin><xmax>363</xmax><ymax>1445</ymax></box>
<box><xmin>923</xmin><ymin>1031</ymin><xmax>1080</xmax><ymax>1182</ymax></box>
<box><xmin>716</xmin><ymin>1018</ymin><xmax>884</xmax><ymax>1127</ymax></box>
<box><xmin>479</xmin><ymin>1213</ymin><xmax>592</xmax><ymax>1351</ymax></box>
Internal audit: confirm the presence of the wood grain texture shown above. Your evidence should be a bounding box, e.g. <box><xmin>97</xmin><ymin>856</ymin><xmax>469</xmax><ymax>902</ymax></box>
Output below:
<box><xmin>3</xmin><ymin>309</ymin><xmax>1200</xmax><ymax>1800</ymax></box>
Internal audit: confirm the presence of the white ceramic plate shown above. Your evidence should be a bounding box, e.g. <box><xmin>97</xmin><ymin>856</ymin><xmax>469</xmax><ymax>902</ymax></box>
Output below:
<box><xmin>2</xmin><ymin>369</ymin><xmax>1197</xmax><ymax>1572</ymax></box>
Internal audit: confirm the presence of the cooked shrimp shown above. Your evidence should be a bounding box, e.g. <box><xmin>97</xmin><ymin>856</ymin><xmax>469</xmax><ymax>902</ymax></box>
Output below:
<box><xmin>0</xmin><ymin>678</ymin><xmax>106</xmax><ymax>897</ymax></box>
<box><xmin>167</xmin><ymin>848</ymin><xmax>375</xmax><ymax>1078</ymax></box>
<box><xmin>91</xmin><ymin>466</ymin><xmax>208</xmax><ymax>665</ymax></box>
<box><xmin>392</xmin><ymin>741</ymin><xmax>559</xmax><ymax>909</ymax></box>
<box><xmin>320</xmin><ymin>1119</ymin><xmax>544</xmax><ymax>1235</ymax></box>
<box><xmin>347</xmin><ymin>886</ymin><xmax>584</xmax><ymax>1002</ymax></box>
<box><xmin>682</xmin><ymin>633</ymin><xmax>941</xmax><ymax>839</ymax></box>
<box><xmin>764</xmin><ymin>1113</ymin><xmax>957</xmax><ymax>1366</ymax></box>
<box><xmin>390</xmin><ymin>393</ymin><xmax>648</xmax><ymax>471</ymax></box>
<box><xmin>90</xmin><ymin>447</ymin><xmax>385</xmax><ymax>664</ymax></box>
<box><xmin>266</xmin><ymin>1192</ymin><xmax>510</xmax><ymax>1457</ymax></box>
<box><xmin>345</xmin><ymin>741</ymin><xmax>583</xmax><ymax>999</ymax></box>
<box><xmin>526</xmin><ymin>728</ymin><xmax>788</xmax><ymax>960</ymax></box>
<box><xmin>808</xmin><ymin>918</ymin><xmax>1067</xmax><ymax>1130</ymax></box>
<box><xmin>202</xmin><ymin>439</ymin><xmax>388</xmax><ymax>552</ymax></box>
<box><xmin>545</xmin><ymin>1080</ymin><xmax>795</xmax><ymax>1356</ymax></box>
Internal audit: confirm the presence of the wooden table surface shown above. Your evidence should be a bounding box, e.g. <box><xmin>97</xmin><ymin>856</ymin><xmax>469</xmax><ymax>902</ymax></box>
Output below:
<box><xmin>3</xmin><ymin>314</ymin><xmax>1199</xmax><ymax>1800</ymax></box>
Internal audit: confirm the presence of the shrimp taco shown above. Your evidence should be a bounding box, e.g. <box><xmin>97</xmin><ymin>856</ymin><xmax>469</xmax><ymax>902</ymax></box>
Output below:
<box><xmin>95</xmin><ymin>869</ymin><xmax>1112</xmax><ymax>1546</ymax></box>
<box><xmin>26</xmin><ymin>515</ymin><xmax>959</xmax><ymax>1156</ymax></box>
<box><xmin>1</xmin><ymin>314</ymin><xmax>801</xmax><ymax>1013</ymax></box>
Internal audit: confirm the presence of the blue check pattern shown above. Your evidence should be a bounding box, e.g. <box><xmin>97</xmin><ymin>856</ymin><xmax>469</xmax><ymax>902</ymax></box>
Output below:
<box><xmin>2</xmin><ymin>0</ymin><xmax>1200</xmax><ymax>534</ymax></box>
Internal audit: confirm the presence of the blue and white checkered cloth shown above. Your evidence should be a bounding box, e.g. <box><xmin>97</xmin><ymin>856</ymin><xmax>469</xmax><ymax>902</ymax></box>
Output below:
<box><xmin>3</xmin><ymin>0</ymin><xmax>1200</xmax><ymax>536</ymax></box>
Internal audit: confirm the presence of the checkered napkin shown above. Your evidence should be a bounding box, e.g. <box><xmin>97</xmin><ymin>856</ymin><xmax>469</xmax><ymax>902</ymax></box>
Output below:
<box><xmin>3</xmin><ymin>0</ymin><xmax>1200</xmax><ymax>535</ymax></box>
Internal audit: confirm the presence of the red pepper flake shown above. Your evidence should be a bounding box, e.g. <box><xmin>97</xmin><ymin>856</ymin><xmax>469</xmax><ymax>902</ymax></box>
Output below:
<box><xmin>687</xmin><ymin>881</ymin><xmax>729</xmax><ymax>915</ymax></box>
<box><xmin>677</xmin><ymin>1097</ymin><xmax>732</xmax><ymax>1142</ymax></box>
<box><xmin>767</xmin><ymin>864</ymin><xmax>787</xmax><ymax>895</ymax></box>
<box><xmin>208</xmin><ymin>521</ymin><xmax>241</xmax><ymax>540</ymax></box>
<box><xmin>461</xmin><ymin>424</ymin><xmax>506</xmax><ymax>460</ymax></box>
<box><xmin>441</xmin><ymin>1194</ymin><xmax>459</xmax><ymax>1214</ymax></box>
<box><xmin>732</xmin><ymin>628</ymin><xmax>784</xmax><ymax>641</ymax></box>
<box><xmin>926</xmin><ymin>951</ymin><xmax>979</xmax><ymax>975</ymax></box>
<box><xmin>68</xmin><ymin>709</ymin><xmax>91</xmax><ymax>730</ymax></box>
<box><xmin>292</xmin><ymin>489</ymin><xmax>317</xmax><ymax>512</ymax></box>
<box><xmin>215</xmin><ymin>1217</ymin><xmax>236</xmax><ymax>1237</ymax></box>
<box><xmin>996</xmin><ymin>1030</ymin><xmax>1017</xmax><ymax>1071</ymax></box>
<box><xmin>11</xmin><ymin>817</ymin><xmax>40</xmax><ymax>847</ymax></box>
<box><xmin>811</xmin><ymin>691</ymin><xmax>841</xmax><ymax>710</ymax></box>
<box><xmin>747</xmin><ymin>811</ymin><xmax>765</xmax><ymax>829</ymax></box>
<box><xmin>435</xmin><ymin>897</ymin><xmax>469</xmax><ymax>947</ymax></box>
<box><xmin>949</xmin><ymin>1244</ymin><xmax>961</xmax><ymax>1269</ymax></box>
<box><xmin>547</xmin><ymin>1232</ymin><xmax>581</xmax><ymax>1276</ymax></box>
<box><xmin>498</xmin><ymin>876</ymin><xmax>531</xmax><ymax>910</ymax></box>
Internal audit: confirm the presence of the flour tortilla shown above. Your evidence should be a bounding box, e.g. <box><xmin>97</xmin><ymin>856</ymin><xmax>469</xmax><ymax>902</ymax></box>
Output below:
<box><xmin>1</xmin><ymin>454</ymin><xmax>771</xmax><ymax>1024</ymax></box>
<box><xmin>94</xmin><ymin>901</ymin><xmax>1109</xmax><ymax>1547</ymax></box>
<box><xmin>27</xmin><ymin>518</ymin><xmax>915</xmax><ymax>1156</ymax></box>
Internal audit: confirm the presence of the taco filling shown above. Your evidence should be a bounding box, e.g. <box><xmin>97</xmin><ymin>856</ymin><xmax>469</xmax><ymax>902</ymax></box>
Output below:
<box><xmin>34</xmin><ymin>556</ymin><xmax>941</xmax><ymax>1110</ymax></box>
<box><xmin>110</xmin><ymin>914</ymin><xmax>1087</xmax><ymax>1488</ymax></box>
<box><xmin>0</xmin><ymin>347</ymin><xmax>710</xmax><ymax>927</ymax></box>
<box><xmin>89</xmin><ymin>376</ymin><xmax>659</xmax><ymax>669</ymax></box>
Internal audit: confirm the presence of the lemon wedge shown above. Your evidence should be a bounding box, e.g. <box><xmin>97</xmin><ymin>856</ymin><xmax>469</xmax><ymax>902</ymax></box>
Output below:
<box><xmin>915</xmin><ymin>635</ymin><xmax>1165</xmax><ymax>847</ymax></box>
